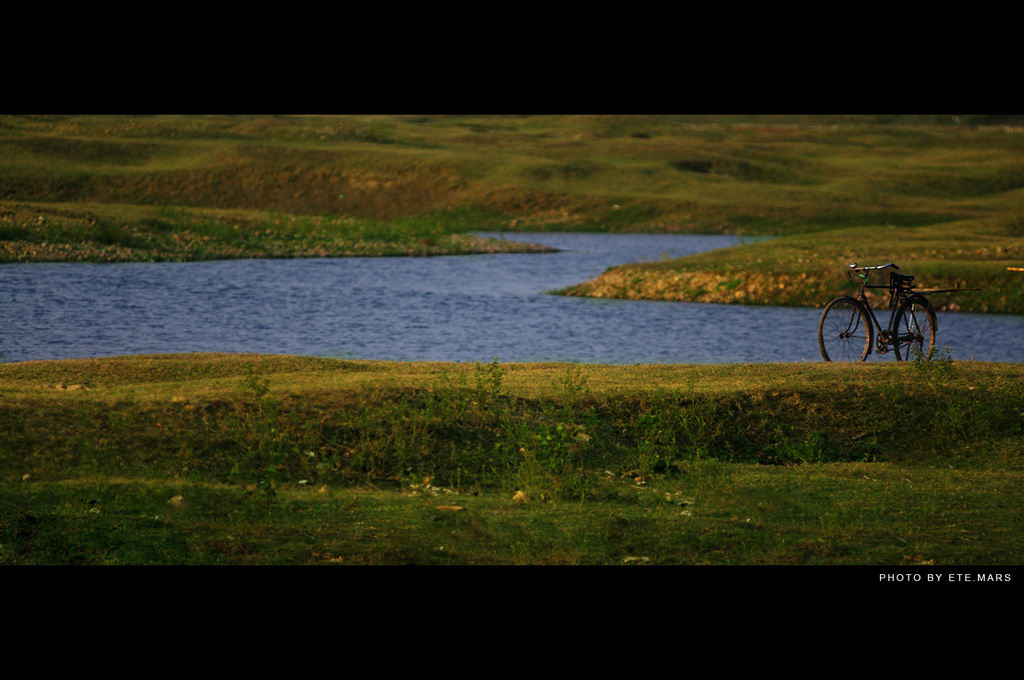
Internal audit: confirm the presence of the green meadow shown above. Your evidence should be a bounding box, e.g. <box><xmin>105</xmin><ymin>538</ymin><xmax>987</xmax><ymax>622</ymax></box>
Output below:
<box><xmin>1</xmin><ymin>354</ymin><xmax>1022</xmax><ymax>565</ymax></box>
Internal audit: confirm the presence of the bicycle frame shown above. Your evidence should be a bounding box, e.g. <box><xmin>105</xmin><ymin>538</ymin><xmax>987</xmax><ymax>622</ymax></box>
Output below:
<box><xmin>848</xmin><ymin>263</ymin><xmax>912</xmax><ymax>355</ymax></box>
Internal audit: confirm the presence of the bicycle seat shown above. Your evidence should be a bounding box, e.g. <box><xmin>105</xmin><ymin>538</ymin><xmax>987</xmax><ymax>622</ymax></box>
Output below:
<box><xmin>891</xmin><ymin>272</ymin><xmax>914</xmax><ymax>285</ymax></box>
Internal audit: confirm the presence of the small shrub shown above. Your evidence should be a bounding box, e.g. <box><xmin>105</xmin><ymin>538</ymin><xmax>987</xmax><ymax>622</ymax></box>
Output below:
<box><xmin>913</xmin><ymin>345</ymin><xmax>955</xmax><ymax>377</ymax></box>
<box><xmin>475</xmin><ymin>356</ymin><xmax>505</xmax><ymax>407</ymax></box>
<box><xmin>670</xmin><ymin>159</ymin><xmax>713</xmax><ymax>174</ymax></box>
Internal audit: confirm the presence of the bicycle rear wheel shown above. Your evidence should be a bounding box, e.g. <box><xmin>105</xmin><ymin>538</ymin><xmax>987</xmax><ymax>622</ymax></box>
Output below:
<box><xmin>893</xmin><ymin>296</ymin><xmax>936</xmax><ymax>361</ymax></box>
<box><xmin>818</xmin><ymin>297</ymin><xmax>872</xmax><ymax>362</ymax></box>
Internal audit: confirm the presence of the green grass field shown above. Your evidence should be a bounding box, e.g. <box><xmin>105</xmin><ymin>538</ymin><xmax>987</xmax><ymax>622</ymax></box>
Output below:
<box><xmin>2</xmin><ymin>354</ymin><xmax>1022</xmax><ymax>565</ymax></box>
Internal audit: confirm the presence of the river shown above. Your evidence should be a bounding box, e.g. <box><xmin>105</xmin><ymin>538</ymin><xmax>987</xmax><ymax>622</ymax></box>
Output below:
<box><xmin>1</xmin><ymin>232</ymin><xmax>1021</xmax><ymax>364</ymax></box>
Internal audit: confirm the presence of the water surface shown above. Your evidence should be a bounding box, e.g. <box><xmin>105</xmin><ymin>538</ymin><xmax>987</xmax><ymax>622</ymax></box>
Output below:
<box><xmin>1</xmin><ymin>232</ymin><xmax>1021</xmax><ymax>364</ymax></box>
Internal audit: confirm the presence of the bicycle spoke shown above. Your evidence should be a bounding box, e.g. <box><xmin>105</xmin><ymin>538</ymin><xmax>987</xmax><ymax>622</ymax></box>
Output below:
<box><xmin>894</xmin><ymin>298</ymin><xmax>936</xmax><ymax>361</ymax></box>
<box><xmin>818</xmin><ymin>298</ymin><xmax>870</xmax><ymax>362</ymax></box>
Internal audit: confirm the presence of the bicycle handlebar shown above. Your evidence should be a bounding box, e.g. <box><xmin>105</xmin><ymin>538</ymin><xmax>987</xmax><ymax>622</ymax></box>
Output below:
<box><xmin>848</xmin><ymin>262</ymin><xmax>899</xmax><ymax>271</ymax></box>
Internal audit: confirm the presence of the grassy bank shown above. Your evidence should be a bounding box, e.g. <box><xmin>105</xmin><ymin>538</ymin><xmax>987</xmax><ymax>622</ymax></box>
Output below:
<box><xmin>2</xmin><ymin>354</ymin><xmax>1022</xmax><ymax>565</ymax></box>
<box><xmin>0</xmin><ymin>202</ymin><xmax>554</xmax><ymax>262</ymax></box>
<box><xmin>558</xmin><ymin>219</ymin><xmax>1024</xmax><ymax>314</ymax></box>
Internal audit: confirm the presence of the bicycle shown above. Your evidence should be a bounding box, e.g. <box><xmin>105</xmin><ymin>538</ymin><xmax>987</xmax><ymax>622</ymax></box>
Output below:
<box><xmin>818</xmin><ymin>262</ymin><xmax>938</xmax><ymax>362</ymax></box>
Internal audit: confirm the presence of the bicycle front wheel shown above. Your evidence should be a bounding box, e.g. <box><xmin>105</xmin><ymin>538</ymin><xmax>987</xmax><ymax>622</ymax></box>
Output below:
<box><xmin>818</xmin><ymin>297</ymin><xmax>872</xmax><ymax>362</ymax></box>
<box><xmin>893</xmin><ymin>296</ymin><xmax>936</xmax><ymax>361</ymax></box>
